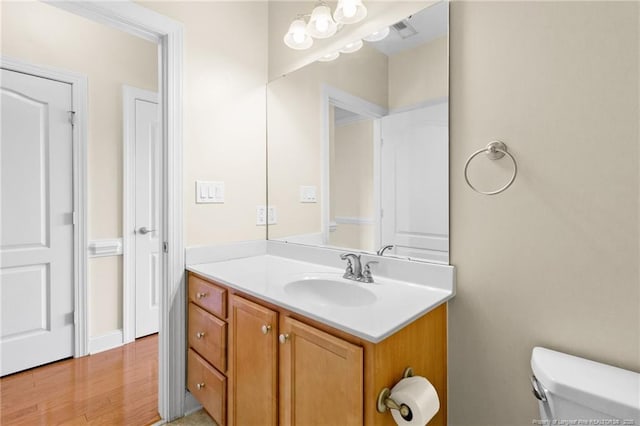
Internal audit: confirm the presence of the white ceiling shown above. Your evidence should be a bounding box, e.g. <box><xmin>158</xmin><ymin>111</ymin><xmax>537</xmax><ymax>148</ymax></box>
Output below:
<box><xmin>369</xmin><ymin>1</ymin><xmax>448</xmax><ymax>57</ymax></box>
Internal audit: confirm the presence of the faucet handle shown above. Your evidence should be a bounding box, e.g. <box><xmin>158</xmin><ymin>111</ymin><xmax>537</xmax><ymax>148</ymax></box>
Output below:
<box><xmin>342</xmin><ymin>258</ymin><xmax>354</xmax><ymax>279</ymax></box>
<box><xmin>361</xmin><ymin>261</ymin><xmax>379</xmax><ymax>283</ymax></box>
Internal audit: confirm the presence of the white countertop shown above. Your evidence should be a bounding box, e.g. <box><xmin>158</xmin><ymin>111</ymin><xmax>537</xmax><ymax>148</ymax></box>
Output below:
<box><xmin>187</xmin><ymin>254</ymin><xmax>454</xmax><ymax>343</ymax></box>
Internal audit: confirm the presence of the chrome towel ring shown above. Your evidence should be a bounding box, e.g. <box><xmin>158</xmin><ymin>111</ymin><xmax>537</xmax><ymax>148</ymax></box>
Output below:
<box><xmin>464</xmin><ymin>141</ymin><xmax>517</xmax><ymax>195</ymax></box>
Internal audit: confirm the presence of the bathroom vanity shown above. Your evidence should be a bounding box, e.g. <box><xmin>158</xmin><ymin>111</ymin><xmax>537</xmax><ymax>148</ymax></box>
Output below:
<box><xmin>185</xmin><ymin>250</ymin><xmax>453</xmax><ymax>426</ymax></box>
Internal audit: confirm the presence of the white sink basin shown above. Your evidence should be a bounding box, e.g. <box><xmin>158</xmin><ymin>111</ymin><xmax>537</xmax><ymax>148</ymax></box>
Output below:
<box><xmin>284</xmin><ymin>278</ymin><xmax>377</xmax><ymax>307</ymax></box>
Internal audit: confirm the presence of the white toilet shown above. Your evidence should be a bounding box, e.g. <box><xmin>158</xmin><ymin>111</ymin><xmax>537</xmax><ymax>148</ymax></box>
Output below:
<box><xmin>530</xmin><ymin>347</ymin><xmax>640</xmax><ymax>424</ymax></box>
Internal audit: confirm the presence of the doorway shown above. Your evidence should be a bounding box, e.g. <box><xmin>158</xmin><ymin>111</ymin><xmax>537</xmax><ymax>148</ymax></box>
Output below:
<box><xmin>123</xmin><ymin>86</ymin><xmax>161</xmax><ymax>341</ymax></box>
<box><xmin>1</xmin><ymin>0</ymin><xmax>184</xmax><ymax>421</ymax></box>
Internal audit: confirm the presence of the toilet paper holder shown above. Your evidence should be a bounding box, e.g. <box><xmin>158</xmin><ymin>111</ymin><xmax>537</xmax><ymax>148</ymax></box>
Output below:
<box><xmin>376</xmin><ymin>367</ymin><xmax>415</xmax><ymax>420</ymax></box>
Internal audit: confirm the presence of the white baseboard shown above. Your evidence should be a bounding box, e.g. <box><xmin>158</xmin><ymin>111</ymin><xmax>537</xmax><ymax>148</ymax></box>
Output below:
<box><xmin>89</xmin><ymin>329</ymin><xmax>124</xmax><ymax>354</ymax></box>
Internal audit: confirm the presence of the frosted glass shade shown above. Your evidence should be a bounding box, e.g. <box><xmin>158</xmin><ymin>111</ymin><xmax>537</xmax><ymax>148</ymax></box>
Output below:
<box><xmin>284</xmin><ymin>19</ymin><xmax>313</xmax><ymax>50</ymax></box>
<box><xmin>340</xmin><ymin>39</ymin><xmax>363</xmax><ymax>54</ymax></box>
<box><xmin>333</xmin><ymin>0</ymin><xmax>367</xmax><ymax>25</ymax></box>
<box><xmin>318</xmin><ymin>51</ymin><xmax>340</xmax><ymax>62</ymax></box>
<box><xmin>307</xmin><ymin>4</ymin><xmax>338</xmax><ymax>39</ymax></box>
<box><xmin>363</xmin><ymin>26</ymin><xmax>390</xmax><ymax>42</ymax></box>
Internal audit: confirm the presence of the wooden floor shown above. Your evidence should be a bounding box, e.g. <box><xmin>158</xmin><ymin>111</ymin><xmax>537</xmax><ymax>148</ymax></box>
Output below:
<box><xmin>1</xmin><ymin>334</ymin><xmax>160</xmax><ymax>426</ymax></box>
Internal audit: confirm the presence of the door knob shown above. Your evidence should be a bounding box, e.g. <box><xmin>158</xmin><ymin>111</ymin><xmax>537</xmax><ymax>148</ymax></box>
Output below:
<box><xmin>279</xmin><ymin>333</ymin><xmax>289</xmax><ymax>344</ymax></box>
<box><xmin>138</xmin><ymin>226</ymin><xmax>155</xmax><ymax>235</ymax></box>
<box><xmin>196</xmin><ymin>331</ymin><xmax>205</xmax><ymax>339</ymax></box>
<box><xmin>261</xmin><ymin>324</ymin><xmax>272</xmax><ymax>335</ymax></box>
<box><xmin>196</xmin><ymin>382</ymin><xmax>205</xmax><ymax>390</ymax></box>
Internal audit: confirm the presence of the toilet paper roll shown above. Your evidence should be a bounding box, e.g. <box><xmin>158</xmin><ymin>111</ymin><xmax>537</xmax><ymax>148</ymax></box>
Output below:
<box><xmin>389</xmin><ymin>376</ymin><xmax>440</xmax><ymax>426</ymax></box>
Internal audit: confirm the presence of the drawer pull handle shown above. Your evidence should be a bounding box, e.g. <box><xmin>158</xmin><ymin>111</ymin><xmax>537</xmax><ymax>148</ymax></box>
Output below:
<box><xmin>279</xmin><ymin>333</ymin><xmax>289</xmax><ymax>344</ymax></box>
<box><xmin>196</xmin><ymin>331</ymin><xmax>206</xmax><ymax>339</ymax></box>
<box><xmin>261</xmin><ymin>325</ymin><xmax>272</xmax><ymax>335</ymax></box>
<box><xmin>196</xmin><ymin>292</ymin><xmax>208</xmax><ymax>299</ymax></box>
<box><xmin>196</xmin><ymin>382</ymin><xmax>205</xmax><ymax>390</ymax></box>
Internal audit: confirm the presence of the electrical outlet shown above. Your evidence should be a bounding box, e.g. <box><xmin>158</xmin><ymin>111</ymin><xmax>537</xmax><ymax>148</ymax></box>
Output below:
<box><xmin>300</xmin><ymin>185</ymin><xmax>317</xmax><ymax>203</ymax></box>
<box><xmin>267</xmin><ymin>206</ymin><xmax>277</xmax><ymax>225</ymax></box>
<box><xmin>256</xmin><ymin>206</ymin><xmax>267</xmax><ymax>225</ymax></box>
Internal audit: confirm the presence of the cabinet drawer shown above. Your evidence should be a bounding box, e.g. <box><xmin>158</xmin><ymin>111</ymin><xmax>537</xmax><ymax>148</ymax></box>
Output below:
<box><xmin>189</xmin><ymin>302</ymin><xmax>227</xmax><ymax>372</ymax></box>
<box><xmin>189</xmin><ymin>274</ymin><xmax>227</xmax><ymax>319</ymax></box>
<box><xmin>188</xmin><ymin>348</ymin><xmax>226</xmax><ymax>425</ymax></box>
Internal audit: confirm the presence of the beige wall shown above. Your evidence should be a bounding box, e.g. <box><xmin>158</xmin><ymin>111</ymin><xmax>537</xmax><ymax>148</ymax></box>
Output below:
<box><xmin>330</xmin><ymin>119</ymin><xmax>375</xmax><ymax>250</ymax></box>
<box><xmin>1</xmin><ymin>1</ymin><xmax>157</xmax><ymax>337</ymax></box>
<box><xmin>388</xmin><ymin>35</ymin><xmax>448</xmax><ymax>110</ymax></box>
<box><xmin>144</xmin><ymin>1</ymin><xmax>268</xmax><ymax>247</ymax></box>
<box><xmin>449</xmin><ymin>2</ymin><xmax>639</xmax><ymax>425</ymax></box>
<box><xmin>267</xmin><ymin>44</ymin><xmax>388</xmax><ymax>239</ymax></box>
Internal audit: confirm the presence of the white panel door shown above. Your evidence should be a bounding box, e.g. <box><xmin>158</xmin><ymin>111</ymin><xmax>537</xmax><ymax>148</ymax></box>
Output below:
<box><xmin>0</xmin><ymin>69</ymin><xmax>74</xmax><ymax>376</ymax></box>
<box><xmin>380</xmin><ymin>102</ymin><xmax>449</xmax><ymax>262</ymax></box>
<box><xmin>134</xmin><ymin>96</ymin><xmax>160</xmax><ymax>338</ymax></box>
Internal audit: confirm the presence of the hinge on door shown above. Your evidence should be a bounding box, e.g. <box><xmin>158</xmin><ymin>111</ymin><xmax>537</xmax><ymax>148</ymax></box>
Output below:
<box><xmin>163</xmin><ymin>241</ymin><xmax>168</xmax><ymax>253</ymax></box>
<box><xmin>68</xmin><ymin>111</ymin><xmax>76</xmax><ymax>126</ymax></box>
<box><xmin>72</xmin><ymin>211</ymin><xmax>77</xmax><ymax>225</ymax></box>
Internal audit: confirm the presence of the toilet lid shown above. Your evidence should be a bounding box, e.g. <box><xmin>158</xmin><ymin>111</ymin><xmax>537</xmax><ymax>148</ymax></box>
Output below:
<box><xmin>531</xmin><ymin>347</ymin><xmax>640</xmax><ymax>420</ymax></box>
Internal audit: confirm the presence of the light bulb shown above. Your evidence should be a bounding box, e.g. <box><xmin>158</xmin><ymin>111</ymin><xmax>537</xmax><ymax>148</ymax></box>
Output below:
<box><xmin>307</xmin><ymin>4</ymin><xmax>337</xmax><ymax>39</ymax></box>
<box><xmin>315</xmin><ymin>16</ymin><xmax>329</xmax><ymax>33</ymax></box>
<box><xmin>343</xmin><ymin>3</ymin><xmax>357</xmax><ymax>18</ymax></box>
<box><xmin>334</xmin><ymin>0</ymin><xmax>367</xmax><ymax>25</ymax></box>
<box><xmin>293</xmin><ymin>30</ymin><xmax>305</xmax><ymax>44</ymax></box>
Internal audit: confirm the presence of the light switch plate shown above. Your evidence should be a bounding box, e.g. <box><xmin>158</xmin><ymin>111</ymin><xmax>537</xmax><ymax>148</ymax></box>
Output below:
<box><xmin>256</xmin><ymin>206</ymin><xmax>267</xmax><ymax>225</ymax></box>
<box><xmin>196</xmin><ymin>181</ymin><xmax>224</xmax><ymax>203</ymax></box>
<box><xmin>267</xmin><ymin>206</ymin><xmax>277</xmax><ymax>225</ymax></box>
<box><xmin>300</xmin><ymin>185</ymin><xmax>317</xmax><ymax>203</ymax></box>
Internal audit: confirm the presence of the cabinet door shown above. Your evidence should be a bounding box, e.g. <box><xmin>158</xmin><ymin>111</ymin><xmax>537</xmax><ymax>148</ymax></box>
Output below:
<box><xmin>279</xmin><ymin>317</ymin><xmax>363</xmax><ymax>426</ymax></box>
<box><xmin>229</xmin><ymin>295</ymin><xmax>278</xmax><ymax>426</ymax></box>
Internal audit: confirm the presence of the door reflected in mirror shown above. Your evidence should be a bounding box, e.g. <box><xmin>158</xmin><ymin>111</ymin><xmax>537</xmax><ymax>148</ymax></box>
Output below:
<box><xmin>267</xmin><ymin>1</ymin><xmax>449</xmax><ymax>264</ymax></box>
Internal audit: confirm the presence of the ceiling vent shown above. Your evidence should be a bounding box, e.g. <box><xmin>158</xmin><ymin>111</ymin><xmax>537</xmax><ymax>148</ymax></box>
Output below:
<box><xmin>391</xmin><ymin>18</ymin><xmax>418</xmax><ymax>39</ymax></box>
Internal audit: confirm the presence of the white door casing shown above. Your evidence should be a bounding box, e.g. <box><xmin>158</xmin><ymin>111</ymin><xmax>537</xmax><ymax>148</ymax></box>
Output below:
<box><xmin>0</xmin><ymin>69</ymin><xmax>74</xmax><ymax>376</ymax></box>
<box><xmin>380</xmin><ymin>102</ymin><xmax>449</xmax><ymax>263</ymax></box>
<box><xmin>124</xmin><ymin>86</ymin><xmax>160</xmax><ymax>340</ymax></box>
<box><xmin>24</xmin><ymin>2</ymin><xmax>183</xmax><ymax>420</ymax></box>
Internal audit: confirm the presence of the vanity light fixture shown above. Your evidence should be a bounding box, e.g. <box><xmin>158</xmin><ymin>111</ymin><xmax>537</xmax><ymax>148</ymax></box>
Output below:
<box><xmin>284</xmin><ymin>17</ymin><xmax>314</xmax><ymax>50</ymax></box>
<box><xmin>318</xmin><ymin>51</ymin><xmax>340</xmax><ymax>62</ymax></box>
<box><xmin>363</xmin><ymin>26</ymin><xmax>390</xmax><ymax>42</ymax></box>
<box><xmin>307</xmin><ymin>3</ymin><xmax>338</xmax><ymax>39</ymax></box>
<box><xmin>340</xmin><ymin>39</ymin><xmax>363</xmax><ymax>54</ymax></box>
<box><xmin>284</xmin><ymin>1</ymin><xmax>368</xmax><ymax>50</ymax></box>
<box><xmin>334</xmin><ymin>0</ymin><xmax>367</xmax><ymax>25</ymax></box>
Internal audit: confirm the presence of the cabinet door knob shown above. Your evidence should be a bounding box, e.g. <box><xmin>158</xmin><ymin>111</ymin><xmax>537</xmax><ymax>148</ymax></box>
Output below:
<box><xmin>196</xmin><ymin>382</ymin><xmax>205</xmax><ymax>390</ymax></box>
<box><xmin>196</xmin><ymin>292</ymin><xmax>208</xmax><ymax>299</ymax></box>
<box><xmin>196</xmin><ymin>331</ymin><xmax>205</xmax><ymax>339</ymax></box>
<box><xmin>279</xmin><ymin>333</ymin><xmax>289</xmax><ymax>344</ymax></box>
<box><xmin>261</xmin><ymin>324</ymin><xmax>272</xmax><ymax>335</ymax></box>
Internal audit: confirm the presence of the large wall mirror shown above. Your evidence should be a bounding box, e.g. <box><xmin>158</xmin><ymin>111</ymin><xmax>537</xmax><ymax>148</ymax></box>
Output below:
<box><xmin>267</xmin><ymin>1</ymin><xmax>449</xmax><ymax>264</ymax></box>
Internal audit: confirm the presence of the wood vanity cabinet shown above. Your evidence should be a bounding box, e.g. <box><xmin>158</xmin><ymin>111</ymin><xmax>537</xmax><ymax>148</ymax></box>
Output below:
<box><xmin>187</xmin><ymin>274</ymin><xmax>228</xmax><ymax>425</ymax></box>
<box><xmin>228</xmin><ymin>294</ymin><xmax>278</xmax><ymax>426</ymax></box>
<box><xmin>279</xmin><ymin>316</ymin><xmax>363</xmax><ymax>426</ymax></box>
<box><xmin>187</xmin><ymin>271</ymin><xmax>447</xmax><ymax>426</ymax></box>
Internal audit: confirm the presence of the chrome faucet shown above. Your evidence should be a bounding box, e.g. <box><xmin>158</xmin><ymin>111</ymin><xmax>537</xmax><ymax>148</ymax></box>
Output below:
<box><xmin>340</xmin><ymin>253</ymin><xmax>378</xmax><ymax>283</ymax></box>
<box><xmin>340</xmin><ymin>253</ymin><xmax>362</xmax><ymax>280</ymax></box>
<box><xmin>376</xmin><ymin>244</ymin><xmax>394</xmax><ymax>256</ymax></box>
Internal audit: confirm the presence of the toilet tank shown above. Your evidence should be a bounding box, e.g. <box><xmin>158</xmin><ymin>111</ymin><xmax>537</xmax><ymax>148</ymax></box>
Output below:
<box><xmin>530</xmin><ymin>347</ymin><xmax>640</xmax><ymax>424</ymax></box>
